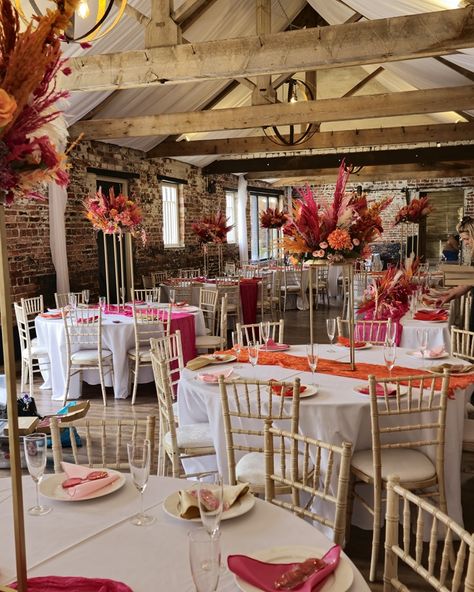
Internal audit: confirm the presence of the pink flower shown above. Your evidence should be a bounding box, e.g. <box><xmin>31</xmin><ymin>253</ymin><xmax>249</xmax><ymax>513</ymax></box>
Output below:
<box><xmin>312</xmin><ymin>249</ymin><xmax>326</xmax><ymax>258</ymax></box>
<box><xmin>352</xmin><ymin>238</ymin><xmax>360</xmax><ymax>246</ymax></box>
<box><xmin>319</xmin><ymin>241</ymin><xmax>328</xmax><ymax>249</ymax></box>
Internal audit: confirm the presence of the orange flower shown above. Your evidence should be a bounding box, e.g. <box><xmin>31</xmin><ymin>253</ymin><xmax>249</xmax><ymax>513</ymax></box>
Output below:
<box><xmin>0</xmin><ymin>89</ymin><xmax>17</xmax><ymax>128</ymax></box>
<box><xmin>327</xmin><ymin>228</ymin><xmax>352</xmax><ymax>251</ymax></box>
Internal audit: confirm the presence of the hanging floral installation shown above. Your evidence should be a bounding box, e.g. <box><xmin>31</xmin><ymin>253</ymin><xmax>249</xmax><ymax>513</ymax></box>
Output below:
<box><xmin>282</xmin><ymin>160</ymin><xmax>392</xmax><ymax>263</ymax></box>
<box><xmin>259</xmin><ymin>207</ymin><xmax>288</xmax><ymax>229</ymax></box>
<box><xmin>394</xmin><ymin>196</ymin><xmax>432</xmax><ymax>225</ymax></box>
<box><xmin>84</xmin><ymin>187</ymin><xmax>147</xmax><ymax>245</ymax></box>
<box><xmin>192</xmin><ymin>211</ymin><xmax>233</xmax><ymax>244</ymax></box>
<box><xmin>0</xmin><ymin>0</ymin><xmax>80</xmax><ymax>204</ymax></box>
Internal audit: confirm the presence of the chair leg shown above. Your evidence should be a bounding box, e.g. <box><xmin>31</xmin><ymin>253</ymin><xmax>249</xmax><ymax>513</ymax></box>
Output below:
<box><xmin>20</xmin><ymin>359</ymin><xmax>26</xmax><ymax>394</ymax></box>
<box><xmin>98</xmin><ymin>359</ymin><xmax>107</xmax><ymax>407</ymax></box>
<box><xmin>345</xmin><ymin>473</ymin><xmax>356</xmax><ymax>545</ymax></box>
<box><xmin>63</xmin><ymin>362</ymin><xmax>72</xmax><ymax>406</ymax></box>
<box><xmin>28</xmin><ymin>358</ymin><xmax>34</xmax><ymax>398</ymax></box>
<box><xmin>370</xmin><ymin>489</ymin><xmax>382</xmax><ymax>582</ymax></box>
<box><xmin>131</xmin><ymin>357</ymin><xmax>140</xmax><ymax>405</ymax></box>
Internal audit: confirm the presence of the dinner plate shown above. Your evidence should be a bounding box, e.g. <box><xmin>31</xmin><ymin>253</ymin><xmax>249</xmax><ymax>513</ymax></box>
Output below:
<box><xmin>272</xmin><ymin>384</ymin><xmax>318</xmax><ymax>398</ymax></box>
<box><xmin>39</xmin><ymin>469</ymin><xmax>126</xmax><ymax>501</ymax></box>
<box><xmin>233</xmin><ymin>546</ymin><xmax>353</xmax><ymax>592</ymax></box>
<box><xmin>427</xmin><ymin>363</ymin><xmax>474</xmax><ymax>376</ymax></box>
<box><xmin>195</xmin><ymin>371</ymin><xmax>239</xmax><ymax>384</ymax></box>
<box><xmin>162</xmin><ymin>490</ymin><xmax>255</xmax><ymax>522</ymax></box>
<box><xmin>260</xmin><ymin>345</ymin><xmax>291</xmax><ymax>352</ymax></box>
<box><xmin>335</xmin><ymin>342</ymin><xmax>372</xmax><ymax>350</ymax></box>
<box><xmin>202</xmin><ymin>354</ymin><xmax>237</xmax><ymax>364</ymax></box>
<box><xmin>406</xmin><ymin>350</ymin><xmax>449</xmax><ymax>360</ymax></box>
<box><xmin>353</xmin><ymin>384</ymin><xmax>407</xmax><ymax>397</ymax></box>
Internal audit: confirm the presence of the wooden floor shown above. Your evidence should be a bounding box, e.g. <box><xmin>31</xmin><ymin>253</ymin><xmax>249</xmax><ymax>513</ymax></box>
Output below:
<box><xmin>18</xmin><ymin>299</ymin><xmax>474</xmax><ymax>590</ymax></box>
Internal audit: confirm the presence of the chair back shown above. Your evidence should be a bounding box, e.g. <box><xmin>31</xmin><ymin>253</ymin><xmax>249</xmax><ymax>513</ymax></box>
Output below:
<box><xmin>384</xmin><ymin>475</ymin><xmax>474</xmax><ymax>592</ymax></box>
<box><xmin>337</xmin><ymin>316</ymin><xmax>389</xmax><ymax>345</ymax></box>
<box><xmin>368</xmin><ymin>372</ymin><xmax>450</xmax><ymax>506</ymax></box>
<box><xmin>168</xmin><ymin>279</ymin><xmax>193</xmax><ymax>303</ymax></box>
<box><xmin>451</xmin><ymin>327</ymin><xmax>474</xmax><ymax>363</ymax></box>
<box><xmin>224</xmin><ymin>262</ymin><xmax>237</xmax><ymax>275</ymax></box>
<box><xmin>132</xmin><ymin>303</ymin><xmax>170</xmax><ymax>351</ymax></box>
<box><xmin>219</xmin><ymin>376</ymin><xmax>301</xmax><ymax>485</ymax></box>
<box><xmin>150</xmin><ymin>330</ymin><xmax>184</xmax><ymax>392</ymax></box>
<box><xmin>236</xmin><ymin>320</ymin><xmax>284</xmax><ymax>346</ymax></box>
<box><xmin>21</xmin><ymin>295</ymin><xmax>44</xmax><ymax>322</ymax></box>
<box><xmin>133</xmin><ymin>287</ymin><xmax>161</xmax><ymax>303</ymax></box>
<box><xmin>199</xmin><ymin>288</ymin><xmax>218</xmax><ymax>333</ymax></box>
<box><xmin>264</xmin><ymin>422</ymin><xmax>352</xmax><ymax>546</ymax></box>
<box><xmin>55</xmin><ymin>291</ymin><xmax>84</xmax><ymax>308</ymax></box>
<box><xmin>216</xmin><ymin>280</ymin><xmax>240</xmax><ymax>321</ymax></box>
<box><xmin>151</xmin><ymin>271</ymin><xmax>169</xmax><ymax>285</ymax></box>
<box><xmin>14</xmin><ymin>302</ymin><xmax>31</xmax><ymax>354</ymax></box>
<box><xmin>142</xmin><ymin>274</ymin><xmax>153</xmax><ymax>289</ymax></box>
<box><xmin>178</xmin><ymin>268</ymin><xmax>201</xmax><ymax>278</ymax></box>
<box><xmin>63</xmin><ymin>307</ymin><xmax>103</xmax><ymax>351</ymax></box>
<box><xmin>50</xmin><ymin>415</ymin><xmax>156</xmax><ymax>473</ymax></box>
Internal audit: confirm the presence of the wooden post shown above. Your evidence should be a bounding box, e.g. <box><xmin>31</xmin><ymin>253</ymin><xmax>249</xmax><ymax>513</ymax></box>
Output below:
<box><xmin>0</xmin><ymin>207</ymin><xmax>27</xmax><ymax>591</ymax></box>
<box><xmin>348</xmin><ymin>263</ymin><xmax>356</xmax><ymax>371</ymax></box>
<box><xmin>103</xmin><ymin>233</ymin><xmax>110</xmax><ymax>304</ymax></box>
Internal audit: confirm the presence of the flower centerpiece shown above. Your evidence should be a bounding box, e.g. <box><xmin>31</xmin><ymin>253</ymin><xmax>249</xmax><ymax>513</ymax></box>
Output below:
<box><xmin>283</xmin><ymin>160</ymin><xmax>392</xmax><ymax>263</ymax></box>
<box><xmin>260</xmin><ymin>207</ymin><xmax>287</xmax><ymax>229</ymax></box>
<box><xmin>394</xmin><ymin>196</ymin><xmax>432</xmax><ymax>225</ymax></box>
<box><xmin>84</xmin><ymin>187</ymin><xmax>147</xmax><ymax>245</ymax></box>
<box><xmin>191</xmin><ymin>211</ymin><xmax>233</xmax><ymax>244</ymax></box>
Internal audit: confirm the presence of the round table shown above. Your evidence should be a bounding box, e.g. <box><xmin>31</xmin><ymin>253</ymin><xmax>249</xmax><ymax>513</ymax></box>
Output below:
<box><xmin>0</xmin><ymin>476</ymin><xmax>370</xmax><ymax>592</ymax></box>
<box><xmin>35</xmin><ymin>305</ymin><xmax>206</xmax><ymax>400</ymax></box>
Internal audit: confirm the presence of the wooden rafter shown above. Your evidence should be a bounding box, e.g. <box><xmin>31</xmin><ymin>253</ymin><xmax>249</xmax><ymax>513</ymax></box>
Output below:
<box><xmin>70</xmin><ymin>85</ymin><xmax>474</xmax><ymax>140</ymax></box>
<box><xmin>60</xmin><ymin>7</ymin><xmax>474</xmax><ymax>92</ymax></box>
<box><xmin>174</xmin><ymin>0</ymin><xmax>219</xmax><ymax>31</ymax></box>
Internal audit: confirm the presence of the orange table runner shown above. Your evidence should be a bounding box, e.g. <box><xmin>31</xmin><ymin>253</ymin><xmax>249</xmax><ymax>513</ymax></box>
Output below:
<box><xmin>221</xmin><ymin>349</ymin><xmax>474</xmax><ymax>399</ymax></box>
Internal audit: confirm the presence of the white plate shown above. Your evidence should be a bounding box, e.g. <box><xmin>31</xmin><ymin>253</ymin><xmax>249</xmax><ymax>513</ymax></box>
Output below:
<box><xmin>406</xmin><ymin>350</ymin><xmax>449</xmax><ymax>360</ymax></box>
<box><xmin>39</xmin><ymin>470</ymin><xmax>126</xmax><ymax>501</ymax></box>
<box><xmin>202</xmin><ymin>354</ymin><xmax>237</xmax><ymax>364</ymax></box>
<box><xmin>260</xmin><ymin>345</ymin><xmax>291</xmax><ymax>352</ymax></box>
<box><xmin>162</xmin><ymin>490</ymin><xmax>255</xmax><ymax>522</ymax></box>
<box><xmin>195</xmin><ymin>371</ymin><xmax>239</xmax><ymax>384</ymax></box>
<box><xmin>233</xmin><ymin>546</ymin><xmax>353</xmax><ymax>592</ymax></box>
<box><xmin>353</xmin><ymin>384</ymin><xmax>406</xmax><ymax>398</ymax></box>
<box><xmin>272</xmin><ymin>384</ymin><xmax>318</xmax><ymax>398</ymax></box>
<box><xmin>335</xmin><ymin>342</ymin><xmax>372</xmax><ymax>350</ymax></box>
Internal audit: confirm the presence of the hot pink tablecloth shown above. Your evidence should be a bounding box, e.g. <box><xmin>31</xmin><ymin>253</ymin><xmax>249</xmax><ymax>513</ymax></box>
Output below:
<box><xmin>169</xmin><ymin>312</ymin><xmax>196</xmax><ymax>363</ymax></box>
<box><xmin>240</xmin><ymin>279</ymin><xmax>260</xmax><ymax>324</ymax></box>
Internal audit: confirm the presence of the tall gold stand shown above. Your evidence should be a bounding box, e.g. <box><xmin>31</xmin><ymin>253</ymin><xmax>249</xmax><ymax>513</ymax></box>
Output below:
<box><xmin>102</xmin><ymin>233</ymin><xmax>134</xmax><ymax>304</ymax></box>
<box><xmin>0</xmin><ymin>207</ymin><xmax>27</xmax><ymax>591</ymax></box>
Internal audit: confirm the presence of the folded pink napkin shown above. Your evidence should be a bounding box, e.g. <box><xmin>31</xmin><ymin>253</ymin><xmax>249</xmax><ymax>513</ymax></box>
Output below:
<box><xmin>197</xmin><ymin>367</ymin><xmax>234</xmax><ymax>383</ymax></box>
<box><xmin>357</xmin><ymin>384</ymin><xmax>396</xmax><ymax>397</ymax></box>
<box><xmin>77</xmin><ymin>315</ymin><xmax>99</xmax><ymax>324</ymax></box>
<box><xmin>261</xmin><ymin>339</ymin><xmax>289</xmax><ymax>352</ymax></box>
<box><xmin>40</xmin><ymin>311</ymin><xmax>63</xmax><ymax>319</ymax></box>
<box><xmin>9</xmin><ymin>576</ymin><xmax>133</xmax><ymax>592</ymax></box>
<box><xmin>414</xmin><ymin>309</ymin><xmax>448</xmax><ymax>321</ymax></box>
<box><xmin>412</xmin><ymin>346</ymin><xmax>445</xmax><ymax>358</ymax></box>
<box><xmin>228</xmin><ymin>545</ymin><xmax>341</xmax><ymax>592</ymax></box>
<box><xmin>60</xmin><ymin>462</ymin><xmax>119</xmax><ymax>499</ymax></box>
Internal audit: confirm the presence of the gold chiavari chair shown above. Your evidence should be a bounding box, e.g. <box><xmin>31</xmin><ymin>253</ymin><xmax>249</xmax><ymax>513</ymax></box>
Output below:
<box><xmin>337</xmin><ymin>316</ymin><xmax>389</xmax><ymax>345</ymax></box>
<box><xmin>236</xmin><ymin>320</ymin><xmax>284</xmax><ymax>346</ymax></box>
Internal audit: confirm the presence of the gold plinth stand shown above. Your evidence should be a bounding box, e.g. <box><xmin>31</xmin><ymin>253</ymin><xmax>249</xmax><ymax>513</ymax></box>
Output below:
<box><xmin>102</xmin><ymin>232</ymin><xmax>135</xmax><ymax>305</ymax></box>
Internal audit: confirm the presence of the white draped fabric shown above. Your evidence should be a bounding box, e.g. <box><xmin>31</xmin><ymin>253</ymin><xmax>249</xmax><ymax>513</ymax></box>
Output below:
<box><xmin>237</xmin><ymin>174</ymin><xmax>249</xmax><ymax>264</ymax></box>
<box><xmin>48</xmin><ymin>183</ymin><xmax>70</xmax><ymax>293</ymax></box>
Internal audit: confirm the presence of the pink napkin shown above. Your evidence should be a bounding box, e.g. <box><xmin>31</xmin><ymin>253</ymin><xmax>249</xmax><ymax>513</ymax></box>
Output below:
<box><xmin>61</xmin><ymin>462</ymin><xmax>119</xmax><ymax>499</ymax></box>
<box><xmin>261</xmin><ymin>339</ymin><xmax>289</xmax><ymax>352</ymax></box>
<box><xmin>357</xmin><ymin>384</ymin><xmax>396</xmax><ymax>397</ymax></box>
<box><xmin>197</xmin><ymin>368</ymin><xmax>234</xmax><ymax>383</ymax></box>
<box><xmin>412</xmin><ymin>346</ymin><xmax>445</xmax><ymax>358</ymax></box>
<box><xmin>414</xmin><ymin>309</ymin><xmax>448</xmax><ymax>321</ymax></box>
<box><xmin>40</xmin><ymin>312</ymin><xmax>63</xmax><ymax>319</ymax></box>
<box><xmin>228</xmin><ymin>545</ymin><xmax>341</xmax><ymax>592</ymax></box>
<box><xmin>77</xmin><ymin>315</ymin><xmax>99</xmax><ymax>324</ymax></box>
<box><xmin>9</xmin><ymin>576</ymin><xmax>132</xmax><ymax>592</ymax></box>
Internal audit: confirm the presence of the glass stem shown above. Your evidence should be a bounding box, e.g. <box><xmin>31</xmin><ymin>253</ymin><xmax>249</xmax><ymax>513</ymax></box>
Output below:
<box><xmin>35</xmin><ymin>480</ymin><xmax>40</xmax><ymax>509</ymax></box>
<box><xmin>140</xmin><ymin>490</ymin><xmax>144</xmax><ymax>517</ymax></box>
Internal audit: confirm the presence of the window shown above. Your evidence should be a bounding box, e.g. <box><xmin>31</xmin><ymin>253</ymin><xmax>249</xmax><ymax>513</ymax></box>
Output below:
<box><xmin>162</xmin><ymin>182</ymin><xmax>181</xmax><ymax>247</ymax></box>
<box><xmin>250</xmin><ymin>192</ymin><xmax>282</xmax><ymax>260</ymax></box>
<box><xmin>225</xmin><ymin>190</ymin><xmax>238</xmax><ymax>243</ymax></box>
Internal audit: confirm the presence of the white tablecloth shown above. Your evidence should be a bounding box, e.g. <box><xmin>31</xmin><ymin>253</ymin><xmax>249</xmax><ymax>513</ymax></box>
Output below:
<box><xmin>399</xmin><ymin>316</ymin><xmax>450</xmax><ymax>352</ymax></box>
<box><xmin>35</xmin><ymin>307</ymin><xmax>206</xmax><ymax>400</ymax></box>
<box><xmin>0</xmin><ymin>476</ymin><xmax>370</xmax><ymax>592</ymax></box>
<box><xmin>178</xmin><ymin>345</ymin><xmax>470</xmax><ymax>530</ymax></box>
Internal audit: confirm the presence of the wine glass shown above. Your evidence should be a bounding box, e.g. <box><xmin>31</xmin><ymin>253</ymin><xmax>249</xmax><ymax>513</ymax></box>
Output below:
<box><xmin>169</xmin><ymin>288</ymin><xmax>176</xmax><ymax>305</ymax></box>
<box><xmin>145</xmin><ymin>291</ymin><xmax>154</xmax><ymax>310</ymax></box>
<box><xmin>197</xmin><ymin>473</ymin><xmax>224</xmax><ymax>537</ymax></box>
<box><xmin>189</xmin><ymin>528</ymin><xmax>221</xmax><ymax>592</ymax></box>
<box><xmin>126</xmin><ymin>439</ymin><xmax>155</xmax><ymax>526</ymax></box>
<box><xmin>416</xmin><ymin>328</ymin><xmax>429</xmax><ymax>369</ymax></box>
<box><xmin>326</xmin><ymin>318</ymin><xmax>336</xmax><ymax>352</ymax></box>
<box><xmin>23</xmin><ymin>433</ymin><xmax>52</xmax><ymax>516</ymax></box>
<box><xmin>248</xmin><ymin>341</ymin><xmax>259</xmax><ymax>376</ymax></box>
<box><xmin>386</xmin><ymin>319</ymin><xmax>397</xmax><ymax>346</ymax></box>
<box><xmin>82</xmin><ymin>289</ymin><xmax>90</xmax><ymax>305</ymax></box>
<box><xmin>231</xmin><ymin>331</ymin><xmax>242</xmax><ymax>369</ymax></box>
<box><xmin>260</xmin><ymin>321</ymin><xmax>271</xmax><ymax>349</ymax></box>
<box><xmin>119</xmin><ymin>286</ymin><xmax>126</xmax><ymax>307</ymax></box>
<box><xmin>384</xmin><ymin>342</ymin><xmax>397</xmax><ymax>380</ymax></box>
<box><xmin>99</xmin><ymin>296</ymin><xmax>106</xmax><ymax>312</ymax></box>
<box><xmin>306</xmin><ymin>343</ymin><xmax>319</xmax><ymax>387</ymax></box>
<box><xmin>68</xmin><ymin>292</ymin><xmax>77</xmax><ymax>310</ymax></box>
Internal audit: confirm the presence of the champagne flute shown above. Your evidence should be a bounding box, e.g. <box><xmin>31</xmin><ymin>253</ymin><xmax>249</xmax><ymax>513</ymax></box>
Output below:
<box><xmin>260</xmin><ymin>321</ymin><xmax>271</xmax><ymax>349</ymax></box>
<box><xmin>126</xmin><ymin>439</ymin><xmax>155</xmax><ymax>526</ymax></box>
<box><xmin>326</xmin><ymin>318</ymin><xmax>336</xmax><ymax>351</ymax></box>
<box><xmin>416</xmin><ymin>328</ymin><xmax>428</xmax><ymax>369</ymax></box>
<box><xmin>99</xmin><ymin>296</ymin><xmax>106</xmax><ymax>312</ymax></box>
<box><xmin>386</xmin><ymin>319</ymin><xmax>397</xmax><ymax>346</ymax></box>
<box><xmin>306</xmin><ymin>343</ymin><xmax>319</xmax><ymax>387</ymax></box>
<box><xmin>119</xmin><ymin>286</ymin><xmax>126</xmax><ymax>308</ymax></box>
<box><xmin>231</xmin><ymin>331</ymin><xmax>242</xmax><ymax>369</ymax></box>
<box><xmin>82</xmin><ymin>289</ymin><xmax>90</xmax><ymax>305</ymax></box>
<box><xmin>68</xmin><ymin>292</ymin><xmax>77</xmax><ymax>310</ymax></box>
<box><xmin>189</xmin><ymin>528</ymin><xmax>221</xmax><ymax>592</ymax></box>
<box><xmin>383</xmin><ymin>342</ymin><xmax>397</xmax><ymax>380</ymax></box>
<box><xmin>248</xmin><ymin>341</ymin><xmax>259</xmax><ymax>376</ymax></box>
<box><xmin>23</xmin><ymin>433</ymin><xmax>52</xmax><ymax>516</ymax></box>
<box><xmin>197</xmin><ymin>473</ymin><xmax>224</xmax><ymax>537</ymax></box>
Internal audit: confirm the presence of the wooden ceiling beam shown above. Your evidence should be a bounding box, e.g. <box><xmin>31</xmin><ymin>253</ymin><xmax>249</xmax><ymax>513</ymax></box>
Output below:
<box><xmin>61</xmin><ymin>7</ymin><xmax>474</xmax><ymax>92</ymax></box>
<box><xmin>70</xmin><ymin>85</ymin><xmax>474</xmax><ymax>139</ymax></box>
<box><xmin>146</xmin><ymin>122</ymin><xmax>474</xmax><ymax>157</ymax></box>
<box><xmin>202</xmin><ymin>145</ymin><xmax>474</xmax><ymax>175</ymax></box>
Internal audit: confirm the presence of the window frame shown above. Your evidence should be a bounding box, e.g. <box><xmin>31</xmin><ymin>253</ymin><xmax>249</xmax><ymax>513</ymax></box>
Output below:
<box><xmin>250</xmin><ymin>191</ymin><xmax>283</xmax><ymax>261</ymax></box>
<box><xmin>225</xmin><ymin>189</ymin><xmax>238</xmax><ymax>244</ymax></box>
<box><xmin>161</xmin><ymin>181</ymin><xmax>182</xmax><ymax>248</ymax></box>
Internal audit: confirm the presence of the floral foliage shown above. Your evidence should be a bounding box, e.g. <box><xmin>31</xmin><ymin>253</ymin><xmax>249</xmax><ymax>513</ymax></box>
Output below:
<box><xmin>283</xmin><ymin>160</ymin><xmax>392</xmax><ymax>263</ymax></box>
<box><xmin>84</xmin><ymin>188</ymin><xmax>147</xmax><ymax>245</ymax></box>
<box><xmin>0</xmin><ymin>0</ymin><xmax>79</xmax><ymax>204</ymax></box>
<box><xmin>192</xmin><ymin>211</ymin><xmax>233</xmax><ymax>244</ymax></box>
<box><xmin>259</xmin><ymin>207</ymin><xmax>287</xmax><ymax>229</ymax></box>
<box><xmin>394</xmin><ymin>196</ymin><xmax>432</xmax><ymax>225</ymax></box>
<box><xmin>358</xmin><ymin>256</ymin><xmax>419</xmax><ymax>320</ymax></box>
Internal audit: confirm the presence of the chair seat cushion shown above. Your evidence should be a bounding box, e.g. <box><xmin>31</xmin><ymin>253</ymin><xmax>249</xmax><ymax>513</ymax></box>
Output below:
<box><xmin>351</xmin><ymin>448</ymin><xmax>436</xmax><ymax>483</ymax></box>
<box><xmin>236</xmin><ymin>451</ymin><xmax>305</xmax><ymax>487</ymax></box>
<box><xmin>71</xmin><ymin>349</ymin><xmax>112</xmax><ymax>363</ymax></box>
<box><xmin>164</xmin><ymin>423</ymin><xmax>214</xmax><ymax>449</ymax></box>
<box><xmin>127</xmin><ymin>347</ymin><xmax>151</xmax><ymax>361</ymax></box>
<box><xmin>464</xmin><ymin>418</ymin><xmax>474</xmax><ymax>443</ymax></box>
<box><xmin>196</xmin><ymin>335</ymin><xmax>222</xmax><ymax>348</ymax></box>
<box><xmin>23</xmin><ymin>345</ymin><xmax>49</xmax><ymax>359</ymax></box>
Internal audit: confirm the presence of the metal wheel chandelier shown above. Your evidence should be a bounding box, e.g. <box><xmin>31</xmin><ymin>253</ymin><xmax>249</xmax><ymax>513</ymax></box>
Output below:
<box><xmin>262</xmin><ymin>77</ymin><xmax>319</xmax><ymax>147</ymax></box>
<box><xmin>14</xmin><ymin>0</ymin><xmax>127</xmax><ymax>42</ymax></box>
